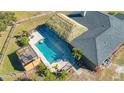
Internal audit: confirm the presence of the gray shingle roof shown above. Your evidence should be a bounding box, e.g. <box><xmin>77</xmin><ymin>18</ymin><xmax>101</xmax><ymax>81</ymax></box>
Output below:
<box><xmin>114</xmin><ymin>13</ymin><xmax>124</xmax><ymax>20</ymax></box>
<box><xmin>68</xmin><ymin>11</ymin><xmax>124</xmax><ymax>66</ymax></box>
<box><xmin>96</xmin><ymin>16</ymin><xmax>124</xmax><ymax>65</ymax></box>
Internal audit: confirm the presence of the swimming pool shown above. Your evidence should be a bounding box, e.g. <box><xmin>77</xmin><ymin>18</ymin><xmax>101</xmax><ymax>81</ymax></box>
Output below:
<box><xmin>35</xmin><ymin>25</ymin><xmax>75</xmax><ymax>65</ymax></box>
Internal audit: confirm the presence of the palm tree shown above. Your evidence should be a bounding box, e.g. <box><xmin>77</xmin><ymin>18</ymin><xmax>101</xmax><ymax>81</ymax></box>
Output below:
<box><xmin>72</xmin><ymin>48</ymin><xmax>83</xmax><ymax>61</ymax></box>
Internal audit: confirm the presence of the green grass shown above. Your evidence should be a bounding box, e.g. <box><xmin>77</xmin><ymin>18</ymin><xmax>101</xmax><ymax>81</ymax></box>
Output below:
<box><xmin>0</xmin><ymin>38</ymin><xmax>20</xmax><ymax>74</ymax></box>
<box><xmin>0</xmin><ymin>12</ymin><xmax>40</xmax><ymax>52</ymax></box>
<box><xmin>108</xmin><ymin>11</ymin><xmax>124</xmax><ymax>15</ymax></box>
<box><xmin>116</xmin><ymin>57</ymin><xmax>124</xmax><ymax>66</ymax></box>
<box><xmin>0</xmin><ymin>59</ymin><xmax>15</xmax><ymax>74</ymax></box>
<box><xmin>120</xmin><ymin>73</ymin><xmax>124</xmax><ymax>80</ymax></box>
<box><xmin>114</xmin><ymin>11</ymin><xmax>124</xmax><ymax>14</ymax></box>
<box><xmin>112</xmin><ymin>47</ymin><xmax>124</xmax><ymax>66</ymax></box>
<box><xmin>0</xmin><ymin>28</ymin><xmax>11</xmax><ymax>51</ymax></box>
<box><xmin>0</xmin><ymin>14</ymin><xmax>52</xmax><ymax>75</ymax></box>
<box><xmin>3</xmin><ymin>77</ymin><xmax>18</xmax><ymax>81</ymax></box>
<box><xmin>15</xmin><ymin>15</ymin><xmax>52</xmax><ymax>35</ymax></box>
<box><xmin>14</xmin><ymin>12</ymin><xmax>41</xmax><ymax>21</ymax></box>
<box><xmin>103</xmin><ymin>68</ymin><xmax>115</xmax><ymax>80</ymax></box>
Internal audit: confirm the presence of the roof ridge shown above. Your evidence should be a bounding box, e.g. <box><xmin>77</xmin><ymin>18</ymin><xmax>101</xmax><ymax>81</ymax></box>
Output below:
<box><xmin>95</xmin><ymin>15</ymin><xmax>124</xmax><ymax>65</ymax></box>
<box><xmin>95</xmin><ymin>15</ymin><xmax>123</xmax><ymax>39</ymax></box>
<box><xmin>95</xmin><ymin>12</ymin><xmax>111</xmax><ymax>38</ymax></box>
<box><xmin>93</xmin><ymin>37</ymin><xmax>99</xmax><ymax>66</ymax></box>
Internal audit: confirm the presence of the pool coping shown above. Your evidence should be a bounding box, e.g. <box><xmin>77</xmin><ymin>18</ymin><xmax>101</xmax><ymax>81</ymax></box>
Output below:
<box><xmin>29</xmin><ymin>31</ymin><xmax>78</xmax><ymax>73</ymax></box>
<box><xmin>29</xmin><ymin>31</ymin><xmax>54</xmax><ymax>71</ymax></box>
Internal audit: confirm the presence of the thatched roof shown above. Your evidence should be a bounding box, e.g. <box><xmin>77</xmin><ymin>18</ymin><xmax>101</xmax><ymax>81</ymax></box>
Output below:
<box><xmin>46</xmin><ymin>13</ymin><xmax>88</xmax><ymax>42</ymax></box>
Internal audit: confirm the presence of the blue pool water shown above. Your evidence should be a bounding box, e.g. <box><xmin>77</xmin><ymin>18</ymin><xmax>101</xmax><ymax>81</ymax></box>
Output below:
<box><xmin>35</xmin><ymin>25</ymin><xmax>76</xmax><ymax>66</ymax></box>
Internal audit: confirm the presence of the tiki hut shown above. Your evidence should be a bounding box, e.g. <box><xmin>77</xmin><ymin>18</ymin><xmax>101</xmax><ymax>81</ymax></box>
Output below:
<box><xmin>46</xmin><ymin>13</ymin><xmax>88</xmax><ymax>42</ymax></box>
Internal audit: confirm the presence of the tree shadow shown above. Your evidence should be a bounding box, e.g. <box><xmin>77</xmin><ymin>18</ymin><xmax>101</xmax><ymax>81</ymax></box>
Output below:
<box><xmin>0</xmin><ymin>77</ymin><xmax>3</xmax><ymax>81</ymax></box>
<box><xmin>77</xmin><ymin>55</ymin><xmax>96</xmax><ymax>71</ymax></box>
<box><xmin>8</xmin><ymin>52</ymin><xmax>24</xmax><ymax>71</ymax></box>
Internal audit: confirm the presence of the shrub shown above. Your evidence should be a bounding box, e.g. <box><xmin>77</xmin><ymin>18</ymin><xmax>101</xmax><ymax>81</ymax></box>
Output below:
<box><xmin>36</xmin><ymin>64</ymin><xmax>68</xmax><ymax>80</ymax></box>
<box><xmin>19</xmin><ymin>37</ymin><xmax>29</xmax><ymax>46</ymax></box>
<box><xmin>108</xmin><ymin>12</ymin><xmax>116</xmax><ymax>15</ymax></box>
<box><xmin>0</xmin><ymin>12</ymin><xmax>17</xmax><ymax>32</ymax></box>
<box><xmin>55</xmin><ymin>70</ymin><xmax>68</xmax><ymax>80</ymax></box>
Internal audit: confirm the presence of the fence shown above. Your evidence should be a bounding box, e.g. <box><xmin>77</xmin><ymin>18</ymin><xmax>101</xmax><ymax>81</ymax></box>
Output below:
<box><xmin>0</xmin><ymin>25</ymin><xmax>16</xmax><ymax>64</ymax></box>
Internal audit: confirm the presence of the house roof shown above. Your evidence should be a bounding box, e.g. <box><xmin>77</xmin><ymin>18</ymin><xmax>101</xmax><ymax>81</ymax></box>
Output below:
<box><xmin>46</xmin><ymin>13</ymin><xmax>88</xmax><ymax>42</ymax></box>
<box><xmin>68</xmin><ymin>11</ymin><xmax>124</xmax><ymax>66</ymax></box>
<box><xmin>114</xmin><ymin>13</ymin><xmax>124</xmax><ymax>20</ymax></box>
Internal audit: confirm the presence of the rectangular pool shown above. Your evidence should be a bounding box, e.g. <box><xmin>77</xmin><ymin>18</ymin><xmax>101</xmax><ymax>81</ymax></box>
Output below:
<box><xmin>35</xmin><ymin>25</ymin><xmax>75</xmax><ymax>65</ymax></box>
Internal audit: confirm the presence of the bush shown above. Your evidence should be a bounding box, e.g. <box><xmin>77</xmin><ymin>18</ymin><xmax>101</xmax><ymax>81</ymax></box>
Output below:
<box><xmin>108</xmin><ymin>12</ymin><xmax>116</xmax><ymax>15</ymax></box>
<box><xmin>55</xmin><ymin>70</ymin><xmax>68</xmax><ymax>80</ymax></box>
<box><xmin>36</xmin><ymin>64</ymin><xmax>57</xmax><ymax>80</ymax></box>
<box><xmin>19</xmin><ymin>37</ymin><xmax>29</xmax><ymax>46</ymax></box>
<box><xmin>36</xmin><ymin>64</ymin><xmax>68</xmax><ymax>81</ymax></box>
<box><xmin>0</xmin><ymin>12</ymin><xmax>17</xmax><ymax>32</ymax></box>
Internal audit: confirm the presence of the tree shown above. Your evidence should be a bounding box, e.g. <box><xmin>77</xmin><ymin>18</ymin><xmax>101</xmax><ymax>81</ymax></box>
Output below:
<box><xmin>19</xmin><ymin>37</ymin><xmax>29</xmax><ymax>46</ymax></box>
<box><xmin>36</xmin><ymin>64</ymin><xmax>67</xmax><ymax>81</ymax></box>
<box><xmin>72</xmin><ymin>48</ymin><xmax>83</xmax><ymax>61</ymax></box>
<box><xmin>55</xmin><ymin>70</ymin><xmax>67</xmax><ymax>80</ymax></box>
<box><xmin>0</xmin><ymin>12</ymin><xmax>16</xmax><ymax>32</ymax></box>
<box><xmin>0</xmin><ymin>22</ymin><xmax>7</xmax><ymax>32</ymax></box>
<box><xmin>44</xmin><ymin>69</ymin><xmax>57</xmax><ymax>80</ymax></box>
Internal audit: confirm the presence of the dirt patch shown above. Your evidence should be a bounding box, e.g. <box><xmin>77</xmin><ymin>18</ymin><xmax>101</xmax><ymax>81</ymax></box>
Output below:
<box><xmin>96</xmin><ymin>64</ymin><xmax>117</xmax><ymax>80</ymax></box>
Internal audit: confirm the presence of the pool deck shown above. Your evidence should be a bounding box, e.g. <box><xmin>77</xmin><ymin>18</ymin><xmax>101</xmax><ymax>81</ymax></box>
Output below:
<box><xmin>29</xmin><ymin>31</ymin><xmax>53</xmax><ymax>70</ymax></box>
<box><xmin>29</xmin><ymin>31</ymin><xmax>78</xmax><ymax>73</ymax></box>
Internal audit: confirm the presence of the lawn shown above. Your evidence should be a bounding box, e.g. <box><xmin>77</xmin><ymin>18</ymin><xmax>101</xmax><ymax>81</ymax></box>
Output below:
<box><xmin>110</xmin><ymin>46</ymin><xmax>124</xmax><ymax>80</ymax></box>
<box><xmin>113</xmin><ymin>11</ymin><xmax>124</xmax><ymax>14</ymax></box>
<box><xmin>14</xmin><ymin>11</ymin><xmax>41</xmax><ymax>21</ymax></box>
<box><xmin>112</xmin><ymin>46</ymin><xmax>124</xmax><ymax>66</ymax></box>
<box><xmin>2</xmin><ymin>76</ymin><xmax>18</xmax><ymax>81</ymax></box>
<box><xmin>0</xmin><ymin>14</ymin><xmax>53</xmax><ymax>75</ymax></box>
<box><xmin>0</xmin><ymin>31</ymin><xmax>9</xmax><ymax>51</ymax></box>
<box><xmin>0</xmin><ymin>12</ymin><xmax>41</xmax><ymax>52</ymax></box>
<box><xmin>96</xmin><ymin>65</ymin><xmax>116</xmax><ymax>80</ymax></box>
<box><xmin>120</xmin><ymin>73</ymin><xmax>124</xmax><ymax>80</ymax></box>
<box><xmin>108</xmin><ymin>11</ymin><xmax>124</xmax><ymax>15</ymax></box>
<box><xmin>0</xmin><ymin>37</ymin><xmax>20</xmax><ymax>74</ymax></box>
<box><xmin>15</xmin><ymin>15</ymin><xmax>52</xmax><ymax>35</ymax></box>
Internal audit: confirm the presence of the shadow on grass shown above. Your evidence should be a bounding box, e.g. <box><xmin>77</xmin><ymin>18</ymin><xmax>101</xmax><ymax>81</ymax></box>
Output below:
<box><xmin>0</xmin><ymin>77</ymin><xmax>3</xmax><ymax>81</ymax></box>
<box><xmin>8</xmin><ymin>52</ymin><xmax>24</xmax><ymax>71</ymax></box>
